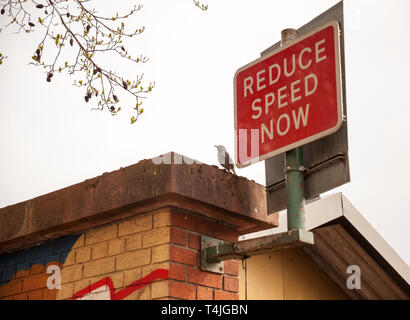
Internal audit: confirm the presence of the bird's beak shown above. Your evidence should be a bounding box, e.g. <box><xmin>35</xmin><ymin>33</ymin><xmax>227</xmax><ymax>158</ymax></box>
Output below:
<box><xmin>214</xmin><ymin>145</ymin><xmax>217</xmax><ymax>148</ymax></box>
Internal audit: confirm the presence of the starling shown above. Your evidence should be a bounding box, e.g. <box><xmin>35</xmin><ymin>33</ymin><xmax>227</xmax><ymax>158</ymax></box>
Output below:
<box><xmin>214</xmin><ymin>145</ymin><xmax>236</xmax><ymax>175</ymax></box>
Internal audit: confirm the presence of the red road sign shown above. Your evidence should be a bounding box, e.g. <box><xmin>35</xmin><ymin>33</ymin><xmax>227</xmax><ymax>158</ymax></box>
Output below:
<box><xmin>234</xmin><ymin>21</ymin><xmax>343</xmax><ymax>168</ymax></box>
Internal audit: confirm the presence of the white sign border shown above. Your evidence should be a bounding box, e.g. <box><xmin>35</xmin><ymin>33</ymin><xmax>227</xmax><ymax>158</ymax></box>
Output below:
<box><xmin>234</xmin><ymin>20</ymin><xmax>344</xmax><ymax>168</ymax></box>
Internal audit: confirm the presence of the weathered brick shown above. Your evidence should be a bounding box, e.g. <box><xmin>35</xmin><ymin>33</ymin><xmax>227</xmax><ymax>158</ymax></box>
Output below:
<box><xmin>30</xmin><ymin>260</ymin><xmax>45</xmax><ymax>275</ymax></box>
<box><xmin>61</xmin><ymin>264</ymin><xmax>83</xmax><ymax>283</ymax></box>
<box><xmin>108</xmin><ymin>239</ymin><xmax>125</xmax><ymax>256</ymax></box>
<box><xmin>57</xmin><ymin>283</ymin><xmax>74</xmax><ymax>300</ymax></box>
<box><xmin>151</xmin><ymin>280</ymin><xmax>169</xmax><ymax>299</ymax></box>
<box><xmin>13</xmin><ymin>292</ymin><xmax>28</xmax><ymax>300</ymax></box>
<box><xmin>138</xmin><ymin>285</ymin><xmax>151</xmax><ymax>300</ymax></box>
<box><xmin>197</xmin><ymin>218</ymin><xmax>238</xmax><ymax>242</ymax></box>
<box><xmin>152</xmin><ymin>244</ymin><xmax>169</xmax><ymax>263</ymax></box>
<box><xmin>22</xmin><ymin>274</ymin><xmax>47</xmax><ymax>292</ymax></box>
<box><xmin>110</xmin><ymin>272</ymin><xmax>124</xmax><ymax>289</ymax></box>
<box><xmin>83</xmin><ymin>257</ymin><xmax>115</xmax><ymax>277</ymax></box>
<box><xmin>188</xmin><ymin>233</ymin><xmax>200</xmax><ymax>250</ymax></box>
<box><xmin>42</xmin><ymin>288</ymin><xmax>57</xmax><ymax>300</ymax></box>
<box><xmin>72</xmin><ymin>233</ymin><xmax>85</xmax><ymax>249</ymax></box>
<box><xmin>153</xmin><ymin>210</ymin><xmax>171</xmax><ymax>228</ymax></box>
<box><xmin>85</xmin><ymin>224</ymin><xmax>117</xmax><ymax>245</ymax></box>
<box><xmin>143</xmin><ymin>227</ymin><xmax>170</xmax><ymax>248</ymax></box>
<box><xmin>15</xmin><ymin>265</ymin><xmax>30</xmax><ymax>279</ymax></box>
<box><xmin>197</xmin><ymin>286</ymin><xmax>213</xmax><ymax>300</ymax></box>
<box><xmin>170</xmin><ymin>246</ymin><xmax>197</xmax><ymax>266</ymax></box>
<box><xmin>73</xmin><ymin>279</ymin><xmax>90</xmax><ymax>294</ymax></box>
<box><xmin>142</xmin><ymin>262</ymin><xmax>169</xmax><ymax>278</ymax></box>
<box><xmin>118</xmin><ymin>215</ymin><xmax>152</xmax><ymax>237</ymax></box>
<box><xmin>214</xmin><ymin>290</ymin><xmax>238</xmax><ymax>300</ymax></box>
<box><xmin>27</xmin><ymin>289</ymin><xmax>43</xmax><ymax>300</ymax></box>
<box><xmin>124</xmin><ymin>284</ymin><xmax>151</xmax><ymax>300</ymax></box>
<box><xmin>124</xmin><ymin>267</ymin><xmax>142</xmax><ymax>287</ymax></box>
<box><xmin>214</xmin><ymin>224</ymin><xmax>238</xmax><ymax>242</ymax></box>
<box><xmin>75</xmin><ymin>246</ymin><xmax>91</xmax><ymax>263</ymax></box>
<box><xmin>223</xmin><ymin>275</ymin><xmax>239</xmax><ymax>293</ymax></box>
<box><xmin>169</xmin><ymin>263</ymin><xmax>185</xmax><ymax>281</ymax></box>
<box><xmin>224</xmin><ymin>260</ymin><xmax>239</xmax><ymax>276</ymax></box>
<box><xmin>197</xmin><ymin>217</ymin><xmax>215</xmax><ymax>237</ymax></box>
<box><xmin>92</xmin><ymin>242</ymin><xmax>108</xmax><ymax>260</ymax></box>
<box><xmin>169</xmin><ymin>280</ymin><xmax>195</xmax><ymax>300</ymax></box>
<box><xmin>116</xmin><ymin>249</ymin><xmax>151</xmax><ymax>271</ymax></box>
<box><xmin>62</xmin><ymin>251</ymin><xmax>75</xmax><ymax>266</ymax></box>
<box><xmin>188</xmin><ymin>268</ymin><xmax>221</xmax><ymax>289</ymax></box>
<box><xmin>170</xmin><ymin>210</ymin><xmax>197</xmax><ymax>232</ymax></box>
<box><xmin>88</xmin><ymin>272</ymin><xmax>123</xmax><ymax>292</ymax></box>
<box><xmin>170</xmin><ymin>228</ymin><xmax>186</xmax><ymax>246</ymax></box>
<box><xmin>125</xmin><ymin>233</ymin><xmax>142</xmax><ymax>251</ymax></box>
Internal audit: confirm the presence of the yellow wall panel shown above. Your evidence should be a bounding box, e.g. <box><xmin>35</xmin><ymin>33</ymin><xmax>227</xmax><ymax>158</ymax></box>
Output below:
<box><xmin>239</xmin><ymin>248</ymin><xmax>348</xmax><ymax>300</ymax></box>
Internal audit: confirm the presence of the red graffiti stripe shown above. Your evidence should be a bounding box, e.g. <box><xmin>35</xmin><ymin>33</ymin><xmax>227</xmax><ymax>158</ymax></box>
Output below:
<box><xmin>114</xmin><ymin>268</ymin><xmax>168</xmax><ymax>300</ymax></box>
<box><xmin>72</xmin><ymin>268</ymin><xmax>169</xmax><ymax>300</ymax></box>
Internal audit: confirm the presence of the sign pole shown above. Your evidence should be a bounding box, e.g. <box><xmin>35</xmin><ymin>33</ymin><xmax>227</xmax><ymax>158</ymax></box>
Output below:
<box><xmin>285</xmin><ymin>147</ymin><xmax>306</xmax><ymax>230</ymax></box>
<box><xmin>281</xmin><ymin>29</ymin><xmax>306</xmax><ymax>231</ymax></box>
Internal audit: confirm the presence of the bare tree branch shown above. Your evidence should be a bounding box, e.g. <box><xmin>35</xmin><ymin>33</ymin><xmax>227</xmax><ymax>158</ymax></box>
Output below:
<box><xmin>0</xmin><ymin>0</ymin><xmax>152</xmax><ymax>124</ymax></box>
<box><xmin>192</xmin><ymin>0</ymin><xmax>208</xmax><ymax>11</ymax></box>
<box><xmin>0</xmin><ymin>0</ymin><xmax>208</xmax><ymax>124</ymax></box>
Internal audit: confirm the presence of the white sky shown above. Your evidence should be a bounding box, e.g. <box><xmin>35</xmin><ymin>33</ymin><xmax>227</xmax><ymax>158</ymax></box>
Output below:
<box><xmin>1</xmin><ymin>0</ymin><xmax>409</xmax><ymax>265</ymax></box>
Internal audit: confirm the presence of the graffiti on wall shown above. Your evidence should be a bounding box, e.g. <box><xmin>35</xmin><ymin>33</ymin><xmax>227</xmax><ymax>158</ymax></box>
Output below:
<box><xmin>0</xmin><ymin>233</ymin><xmax>168</xmax><ymax>300</ymax></box>
<box><xmin>72</xmin><ymin>269</ymin><xmax>168</xmax><ymax>300</ymax></box>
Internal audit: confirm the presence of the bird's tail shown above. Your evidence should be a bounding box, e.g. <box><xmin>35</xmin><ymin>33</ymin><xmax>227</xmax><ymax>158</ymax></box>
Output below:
<box><xmin>231</xmin><ymin>166</ymin><xmax>236</xmax><ymax>175</ymax></box>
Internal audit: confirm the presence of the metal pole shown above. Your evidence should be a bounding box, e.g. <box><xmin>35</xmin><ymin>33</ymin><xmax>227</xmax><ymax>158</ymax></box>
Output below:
<box><xmin>281</xmin><ymin>29</ymin><xmax>306</xmax><ymax>231</ymax></box>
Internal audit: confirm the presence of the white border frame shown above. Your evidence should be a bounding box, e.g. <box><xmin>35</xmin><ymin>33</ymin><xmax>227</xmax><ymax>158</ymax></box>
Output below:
<box><xmin>234</xmin><ymin>21</ymin><xmax>343</xmax><ymax>168</ymax></box>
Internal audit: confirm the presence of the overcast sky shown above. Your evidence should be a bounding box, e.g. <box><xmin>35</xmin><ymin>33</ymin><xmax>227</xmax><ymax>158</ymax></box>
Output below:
<box><xmin>1</xmin><ymin>0</ymin><xmax>409</xmax><ymax>265</ymax></box>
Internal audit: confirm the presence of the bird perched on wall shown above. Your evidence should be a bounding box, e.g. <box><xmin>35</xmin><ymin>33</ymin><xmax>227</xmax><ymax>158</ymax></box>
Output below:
<box><xmin>214</xmin><ymin>145</ymin><xmax>236</xmax><ymax>175</ymax></box>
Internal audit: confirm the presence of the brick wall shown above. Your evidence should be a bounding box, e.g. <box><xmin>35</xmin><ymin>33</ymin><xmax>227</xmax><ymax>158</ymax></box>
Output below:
<box><xmin>0</xmin><ymin>234</ymin><xmax>80</xmax><ymax>300</ymax></box>
<box><xmin>167</xmin><ymin>208</ymin><xmax>239</xmax><ymax>300</ymax></box>
<box><xmin>0</xmin><ymin>207</ymin><xmax>240</xmax><ymax>300</ymax></box>
<box><xmin>0</xmin><ymin>153</ymin><xmax>277</xmax><ymax>300</ymax></box>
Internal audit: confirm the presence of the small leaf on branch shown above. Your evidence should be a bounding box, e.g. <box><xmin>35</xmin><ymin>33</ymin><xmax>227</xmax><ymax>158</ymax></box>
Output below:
<box><xmin>36</xmin><ymin>4</ymin><xmax>44</xmax><ymax>9</ymax></box>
